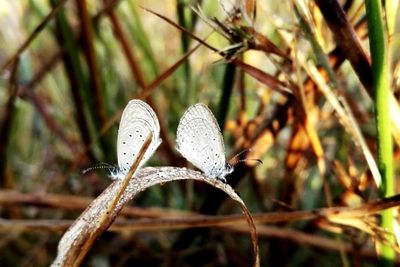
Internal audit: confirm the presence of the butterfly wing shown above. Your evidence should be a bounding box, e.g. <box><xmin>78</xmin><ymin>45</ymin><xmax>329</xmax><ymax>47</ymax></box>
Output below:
<box><xmin>176</xmin><ymin>103</ymin><xmax>226</xmax><ymax>178</ymax></box>
<box><xmin>117</xmin><ymin>100</ymin><xmax>162</xmax><ymax>174</ymax></box>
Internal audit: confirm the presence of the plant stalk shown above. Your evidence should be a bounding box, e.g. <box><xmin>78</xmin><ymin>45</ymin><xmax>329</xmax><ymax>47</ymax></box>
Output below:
<box><xmin>365</xmin><ymin>0</ymin><xmax>395</xmax><ymax>266</ymax></box>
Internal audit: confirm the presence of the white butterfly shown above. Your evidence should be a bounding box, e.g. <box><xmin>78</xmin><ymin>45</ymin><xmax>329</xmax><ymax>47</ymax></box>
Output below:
<box><xmin>176</xmin><ymin>103</ymin><xmax>233</xmax><ymax>182</ymax></box>
<box><xmin>111</xmin><ymin>99</ymin><xmax>162</xmax><ymax>179</ymax></box>
<box><xmin>84</xmin><ymin>100</ymin><xmax>162</xmax><ymax>179</ymax></box>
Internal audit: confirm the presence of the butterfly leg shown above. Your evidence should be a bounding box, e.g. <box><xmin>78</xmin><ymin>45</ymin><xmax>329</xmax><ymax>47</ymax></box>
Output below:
<box><xmin>217</xmin><ymin>176</ymin><xmax>227</xmax><ymax>183</ymax></box>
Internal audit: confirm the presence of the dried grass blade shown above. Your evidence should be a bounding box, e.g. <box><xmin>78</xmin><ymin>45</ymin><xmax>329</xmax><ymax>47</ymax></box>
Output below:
<box><xmin>0</xmin><ymin>0</ymin><xmax>69</xmax><ymax>72</ymax></box>
<box><xmin>51</xmin><ymin>133</ymin><xmax>153</xmax><ymax>267</ymax></box>
<box><xmin>306</xmin><ymin>63</ymin><xmax>382</xmax><ymax>187</ymax></box>
<box><xmin>52</xmin><ymin>164</ymin><xmax>260</xmax><ymax>267</ymax></box>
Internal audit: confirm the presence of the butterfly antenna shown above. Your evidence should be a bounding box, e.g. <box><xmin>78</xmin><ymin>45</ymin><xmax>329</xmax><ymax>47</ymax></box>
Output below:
<box><xmin>230</xmin><ymin>148</ymin><xmax>252</xmax><ymax>162</ymax></box>
<box><xmin>82</xmin><ymin>163</ymin><xmax>114</xmax><ymax>174</ymax></box>
<box><xmin>231</xmin><ymin>158</ymin><xmax>263</xmax><ymax>167</ymax></box>
<box><xmin>229</xmin><ymin>148</ymin><xmax>263</xmax><ymax>167</ymax></box>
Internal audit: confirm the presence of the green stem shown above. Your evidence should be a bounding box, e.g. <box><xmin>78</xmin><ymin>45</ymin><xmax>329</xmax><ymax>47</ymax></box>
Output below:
<box><xmin>217</xmin><ymin>63</ymin><xmax>236</xmax><ymax>130</ymax></box>
<box><xmin>177</xmin><ymin>0</ymin><xmax>192</xmax><ymax>103</ymax></box>
<box><xmin>365</xmin><ymin>0</ymin><xmax>395</xmax><ymax>266</ymax></box>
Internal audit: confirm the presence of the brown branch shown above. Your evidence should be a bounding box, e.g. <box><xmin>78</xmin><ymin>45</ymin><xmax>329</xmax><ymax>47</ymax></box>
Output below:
<box><xmin>77</xmin><ymin>0</ymin><xmax>108</xmax><ymax>126</ymax></box>
<box><xmin>0</xmin><ymin>57</ymin><xmax>20</xmax><ymax>186</ymax></box>
<box><xmin>105</xmin><ymin>0</ymin><xmax>147</xmax><ymax>90</ymax></box>
<box><xmin>23</xmin><ymin>89</ymin><xmax>80</xmax><ymax>156</ymax></box>
<box><xmin>313</xmin><ymin>0</ymin><xmax>372</xmax><ymax>94</ymax></box>
<box><xmin>0</xmin><ymin>0</ymin><xmax>70</xmax><ymax>72</ymax></box>
<box><xmin>0</xmin><ymin>189</ymin><xmax>194</xmax><ymax>218</ymax></box>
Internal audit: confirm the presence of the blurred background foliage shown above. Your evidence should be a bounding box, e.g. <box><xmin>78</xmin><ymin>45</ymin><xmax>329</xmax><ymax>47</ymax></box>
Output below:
<box><xmin>0</xmin><ymin>0</ymin><xmax>400</xmax><ymax>266</ymax></box>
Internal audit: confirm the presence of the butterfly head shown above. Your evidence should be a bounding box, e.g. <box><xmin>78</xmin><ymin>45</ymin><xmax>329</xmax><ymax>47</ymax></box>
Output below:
<box><xmin>214</xmin><ymin>163</ymin><xmax>234</xmax><ymax>183</ymax></box>
<box><xmin>225</xmin><ymin>163</ymin><xmax>234</xmax><ymax>175</ymax></box>
<box><xmin>108</xmin><ymin>166</ymin><xmax>128</xmax><ymax>180</ymax></box>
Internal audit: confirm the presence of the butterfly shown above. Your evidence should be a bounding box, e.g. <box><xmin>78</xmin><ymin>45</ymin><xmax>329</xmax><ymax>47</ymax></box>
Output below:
<box><xmin>84</xmin><ymin>99</ymin><xmax>162</xmax><ymax>179</ymax></box>
<box><xmin>176</xmin><ymin>103</ymin><xmax>233</xmax><ymax>182</ymax></box>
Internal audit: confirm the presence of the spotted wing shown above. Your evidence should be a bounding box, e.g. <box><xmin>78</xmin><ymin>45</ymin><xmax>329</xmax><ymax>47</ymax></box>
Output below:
<box><xmin>176</xmin><ymin>103</ymin><xmax>226</xmax><ymax>178</ymax></box>
<box><xmin>117</xmin><ymin>99</ymin><xmax>162</xmax><ymax>174</ymax></box>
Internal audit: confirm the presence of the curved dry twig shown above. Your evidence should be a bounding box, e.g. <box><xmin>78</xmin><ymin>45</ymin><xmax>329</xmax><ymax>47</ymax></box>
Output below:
<box><xmin>51</xmin><ymin>166</ymin><xmax>259</xmax><ymax>267</ymax></box>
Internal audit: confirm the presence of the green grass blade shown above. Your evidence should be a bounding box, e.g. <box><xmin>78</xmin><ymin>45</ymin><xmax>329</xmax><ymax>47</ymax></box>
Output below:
<box><xmin>365</xmin><ymin>0</ymin><xmax>395</xmax><ymax>265</ymax></box>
